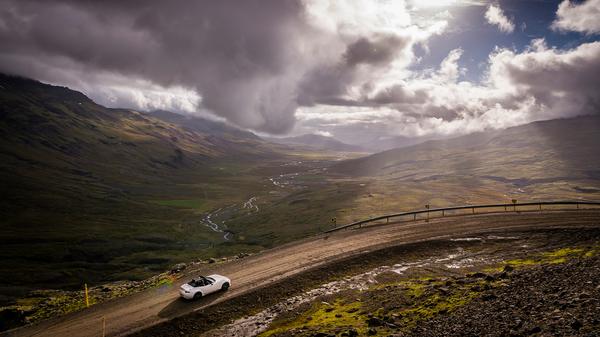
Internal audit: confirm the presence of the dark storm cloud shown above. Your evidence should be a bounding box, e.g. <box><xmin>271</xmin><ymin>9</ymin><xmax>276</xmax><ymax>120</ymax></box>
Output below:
<box><xmin>344</xmin><ymin>35</ymin><xmax>409</xmax><ymax>66</ymax></box>
<box><xmin>0</xmin><ymin>0</ymin><xmax>319</xmax><ymax>133</ymax></box>
<box><xmin>0</xmin><ymin>0</ymin><xmax>416</xmax><ymax>133</ymax></box>
<box><xmin>296</xmin><ymin>34</ymin><xmax>410</xmax><ymax>107</ymax></box>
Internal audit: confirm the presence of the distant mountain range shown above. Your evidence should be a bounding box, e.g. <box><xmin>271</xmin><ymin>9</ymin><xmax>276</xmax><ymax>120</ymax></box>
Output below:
<box><xmin>332</xmin><ymin>115</ymin><xmax>600</xmax><ymax>181</ymax></box>
<box><xmin>264</xmin><ymin>133</ymin><xmax>366</xmax><ymax>152</ymax></box>
<box><xmin>359</xmin><ymin>134</ymin><xmax>437</xmax><ymax>152</ymax></box>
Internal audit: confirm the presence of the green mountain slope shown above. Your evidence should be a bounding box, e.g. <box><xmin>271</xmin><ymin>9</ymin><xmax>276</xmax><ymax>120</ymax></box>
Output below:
<box><xmin>0</xmin><ymin>74</ymin><xmax>285</xmax><ymax>297</ymax></box>
<box><xmin>327</xmin><ymin>116</ymin><xmax>600</xmax><ymax>223</ymax></box>
<box><xmin>333</xmin><ymin>116</ymin><xmax>600</xmax><ymax>181</ymax></box>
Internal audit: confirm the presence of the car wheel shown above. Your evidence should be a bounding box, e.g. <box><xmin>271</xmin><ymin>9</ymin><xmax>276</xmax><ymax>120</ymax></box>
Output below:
<box><xmin>221</xmin><ymin>282</ymin><xmax>230</xmax><ymax>291</ymax></box>
<box><xmin>193</xmin><ymin>292</ymin><xmax>202</xmax><ymax>300</ymax></box>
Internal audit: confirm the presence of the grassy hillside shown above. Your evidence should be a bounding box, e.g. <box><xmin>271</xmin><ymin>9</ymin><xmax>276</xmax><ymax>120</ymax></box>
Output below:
<box><xmin>329</xmin><ymin>116</ymin><xmax>600</xmax><ymax>222</ymax></box>
<box><xmin>334</xmin><ymin>116</ymin><xmax>600</xmax><ymax>178</ymax></box>
<box><xmin>0</xmin><ymin>75</ymin><xmax>291</xmax><ymax>298</ymax></box>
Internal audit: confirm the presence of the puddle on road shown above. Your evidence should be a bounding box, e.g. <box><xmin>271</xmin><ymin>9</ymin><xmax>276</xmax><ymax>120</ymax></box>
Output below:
<box><xmin>208</xmin><ymin>235</ymin><xmax>519</xmax><ymax>337</ymax></box>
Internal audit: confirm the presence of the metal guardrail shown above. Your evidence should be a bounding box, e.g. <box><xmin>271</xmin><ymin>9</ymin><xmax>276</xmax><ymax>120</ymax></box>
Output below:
<box><xmin>324</xmin><ymin>200</ymin><xmax>600</xmax><ymax>233</ymax></box>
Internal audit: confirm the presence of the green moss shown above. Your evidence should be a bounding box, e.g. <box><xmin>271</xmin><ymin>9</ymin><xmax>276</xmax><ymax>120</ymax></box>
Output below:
<box><xmin>373</xmin><ymin>281</ymin><xmax>427</xmax><ymax>298</ymax></box>
<box><xmin>404</xmin><ymin>282</ymin><xmax>427</xmax><ymax>298</ymax></box>
<box><xmin>542</xmin><ymin>247</ymin><xmax>584</xmax><ymax>258</ymax></box>
<box><xmin>394</xmin><ymin>283</ymin><xmax>483</xmax><ymax>330</ymax></box>
<box><xmin>584</xmin><ymin>250</ymin><xmax>596</xmax><ymax>258</ymax></box>
<box><xmin>505</xmin><ymin>258</ymin><xmax>538</xmax><ymax>266</ymax></box>
<box><xmin>502</xmin><ymin>245</ymin><xmax>592</xmax><ymax>269</ymax></box>
<box><xmin>260</xmin><ymin>300</ymin><xmax>367</xmax><ymax>337</ymax></box>
<box><xmin>483</xmin><ymin>266</ymin><xmax>504</xmax><ymax>273</ymax></box>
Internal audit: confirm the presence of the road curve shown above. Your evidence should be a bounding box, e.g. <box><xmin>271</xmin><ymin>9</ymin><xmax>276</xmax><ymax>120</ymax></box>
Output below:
<box><xmin>4</xmin><ymin>210</ymin><xmax>600</xmax><ymax>337</ymax></box>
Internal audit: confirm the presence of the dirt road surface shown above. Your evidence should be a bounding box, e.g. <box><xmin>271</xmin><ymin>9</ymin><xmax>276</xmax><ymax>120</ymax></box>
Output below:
<box><xmin>4</xmin><ymin>210</ymin><xmax>600</xmax><ymax>337</ymax></box>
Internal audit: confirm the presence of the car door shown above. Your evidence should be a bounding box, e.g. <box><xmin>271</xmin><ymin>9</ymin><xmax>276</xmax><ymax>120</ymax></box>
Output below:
<box><xmin>204</xmin><ymin>279</ymin><xmax>219</xmax><ymax>295</ymax></box>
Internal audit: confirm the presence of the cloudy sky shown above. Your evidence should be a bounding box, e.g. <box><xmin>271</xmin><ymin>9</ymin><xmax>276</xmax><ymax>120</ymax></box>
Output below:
<box><xmin>1</xmin><ymin>0</ymin><xmax>599</xmax><ymax>146</ymax></box>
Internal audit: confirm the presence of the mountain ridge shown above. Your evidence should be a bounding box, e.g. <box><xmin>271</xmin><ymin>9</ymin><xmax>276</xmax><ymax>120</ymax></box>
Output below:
<box><xmin>332</xmin><ymin>115</ymin><xmax>600</xmax><ymax>179</ymax></box>
<box><xmin>264</xmin><ymin>133</ymin><xmax>366</xmax><ymax>152</ymax></box>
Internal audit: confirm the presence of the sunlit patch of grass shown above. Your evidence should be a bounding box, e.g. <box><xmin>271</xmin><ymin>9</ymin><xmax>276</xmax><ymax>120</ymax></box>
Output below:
<box><xmin>483</xmin><ymin>266</ymin><xmax>504</xmax><ymax>273</ymax></box>
<box><xmin>542</xmin><ymin>247</ymin><xmax>584</xmax><ymax>258</ymax></box>
<box><xmin>500</xmin><ymin>245</ymin><xmax>595</xmax><ymax>269</ymax></box>
<box><xmin>505</xmin><ymin>258</ymin><xmax>538</xmax><ymax>266</ymax></box>
<box><xmin>154</xmin><ymin>275</ymin><xmax>176</xmax><ymax>287</ymax></box>
<box><xmin>584</xmin><ymin>250</ymin><xmax>596</xmax><ymax>258</ymax></box>
<box><xmin>15</xmin><ymin>290</ymin><xmax>94</xmax><ymax>323</ymax></box>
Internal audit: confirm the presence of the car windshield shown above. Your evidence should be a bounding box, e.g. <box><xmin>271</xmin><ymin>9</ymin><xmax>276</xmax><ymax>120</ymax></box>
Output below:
<box><xmin>187</xmin><ymin>277</ymin><xmax>211</xmax><ymax>287</ymax></box>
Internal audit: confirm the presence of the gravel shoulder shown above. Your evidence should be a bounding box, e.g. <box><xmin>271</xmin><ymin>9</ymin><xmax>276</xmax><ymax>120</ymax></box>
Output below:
<box><xmin>3</xmin><ymin>210</ymin><xmax>599</xmax><ymax>337</ymax></box>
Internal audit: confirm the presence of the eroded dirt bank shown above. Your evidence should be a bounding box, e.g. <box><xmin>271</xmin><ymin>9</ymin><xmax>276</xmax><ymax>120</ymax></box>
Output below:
<box><xmin>133</xmin><ymin>225</ymin><xmax>600</xmax><ymax>337</ymax></box>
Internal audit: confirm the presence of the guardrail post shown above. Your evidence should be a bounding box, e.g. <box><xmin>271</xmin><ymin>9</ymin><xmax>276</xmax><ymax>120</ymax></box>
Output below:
<box><xmin>386</xmin><ymin>217</ymin><xmax>389</xmax><ymax>224</ymax></box>
<box><xmin>414</xmin><ymin>214</ymin><xmax>416</xmax><ymax>221</ymax></box>
<box><xmin>472</xmin><ymin>207</ymin><xmax>475</xmax><ymax>214</ymax></box>
<box><xmin>539</xmin><ymin>203</ymin><xmax>542</xmax><ymax>212</ymax></box>
<box><xmin>442</xmin><ymin>210</ymin><xmax>445</xmax><ymax>217</ymax></box>
<box><xmin>577</xmin><ymin>203</ymin><xmax>580</xmax><ymax>210</ymax></box>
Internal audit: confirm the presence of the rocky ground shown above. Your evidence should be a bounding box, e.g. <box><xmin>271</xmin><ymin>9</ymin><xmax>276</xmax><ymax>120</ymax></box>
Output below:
<box><xmin>408</xmin><ymin>253</ymin><xmax>600</xmax><ymax>337</ymax></box>
<box><xmin>249</xmin><ymin>229</ymin><xmax>600</xmax><ymax>337</ymax></box>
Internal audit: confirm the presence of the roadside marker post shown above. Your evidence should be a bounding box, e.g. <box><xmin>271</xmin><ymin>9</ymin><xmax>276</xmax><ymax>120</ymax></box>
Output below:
<box><xmin>512</xmin><ymin>199</ymin><xmax>517</xmax><ymax>212</ymax></box>
<box><xmin>84</xmin><ymin>283</ymin><xmax>90</xmax><ymax>308</ymax></box>
<box><xmin>102</xmin><ymin>316</ymin><xmax>106</xmax><ymax>337</ymax></box>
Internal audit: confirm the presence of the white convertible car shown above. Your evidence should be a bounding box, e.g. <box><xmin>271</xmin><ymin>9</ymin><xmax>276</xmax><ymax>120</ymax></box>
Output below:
<box><xmin>179</xmin><ymin>274</ymin><xmax>231</xmax><ymax>300</ymax></box>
